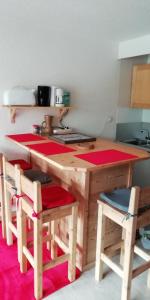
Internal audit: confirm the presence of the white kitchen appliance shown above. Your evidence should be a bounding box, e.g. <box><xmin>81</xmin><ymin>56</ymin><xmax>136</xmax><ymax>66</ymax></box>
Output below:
<box><xmin>55</xmin><ymin>88</ymin><xmax>64</xmax><ymax>107</ymax></box>
<box><xmin>3</xmin><ymin>86</ymin><xmax>36</xmax><ymax>105</ymax></box>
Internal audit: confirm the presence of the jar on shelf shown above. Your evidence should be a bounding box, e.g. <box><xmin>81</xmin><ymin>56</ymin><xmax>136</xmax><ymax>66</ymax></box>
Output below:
<box><xmin>63</xmin><ymin>91</ymin><xmax>70</xmax><ymax>106</ymax></box>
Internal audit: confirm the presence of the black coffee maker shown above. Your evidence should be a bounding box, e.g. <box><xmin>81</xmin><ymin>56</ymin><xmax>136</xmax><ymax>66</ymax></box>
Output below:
<box><xmin>37</xmin><ymin>86</ymin><xmax>51</xmax><ymax>106</ymax></box>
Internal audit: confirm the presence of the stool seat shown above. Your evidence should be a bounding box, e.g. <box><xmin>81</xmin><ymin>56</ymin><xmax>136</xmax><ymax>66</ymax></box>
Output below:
<box><xmin>23</xmin><ymin>186</ymin><xmax>75</xmax><ymax>210</ymax></box>
<box><xmin>100</xmin><ymin>188</ymin><xmax>131</xmax><ymax>212</ymax></box>
<box><xmin>9</xmin><ymin>159</ymin><xmax>32</xmax><ymax>170</ymax></box>
<box><xmin>41</xmin><ymin>186</ymin><xmax>75</xmax><ymax>210</ymax></box>
<box><xmin>24</xmin><ymin>169</ymin><xmax>52</xmax><ymax>184</ymax></box>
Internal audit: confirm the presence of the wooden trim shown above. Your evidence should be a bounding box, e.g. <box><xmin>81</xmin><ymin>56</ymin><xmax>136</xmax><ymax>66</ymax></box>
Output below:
<box><xmin>42</xmin><ymin>207</ymin><xmax>72</xmax><ymax>223</ymax></box>
<box><xmin>43</xmin><ymin>254</ymin><xmax>69</xmax><ymax>272</ymax></box>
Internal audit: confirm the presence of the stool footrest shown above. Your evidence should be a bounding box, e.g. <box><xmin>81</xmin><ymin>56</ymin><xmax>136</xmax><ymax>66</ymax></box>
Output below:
<box><xmin>9</xmin><ymin>222</ymin><xmax>17</xmax><ymax>237</ymax></box>
<box><xmin>23</xmin><ymin>246</ymin><xmax>34</xmax><ymax>268</ymax></box>
<box><xmin>101</xmin><ymin>253</ymin><xmax>123</xmax><ymax>278</ymax></box>
<box><xmin>134</xmin><ymin>245</ymin><xmax>150</xmax><ymax>261</ymax></box>
<box><xmin>43</xmin><ymin>253</ymin><xmax>69</xmax><ymax>272</ymax></box>
<box><xmin>105</xmin><ymin>241</ymin><xmax>123</xmax><ymax>257</ymax></box>
<box><xmin>132</xmin><ymin>260</ymin><xmax>150</xmax><ymax>279</ymax></box>
<box><xmin>54</xmin><ymin>234</ymin><xmax>69</xmax><ymax>254</ymax></box>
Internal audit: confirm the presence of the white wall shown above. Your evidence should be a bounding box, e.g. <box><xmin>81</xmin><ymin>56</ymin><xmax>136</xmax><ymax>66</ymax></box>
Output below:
<box><xmin>0</xmin><ymin>14</ymin><xmax>120</xmax><ymax>158</ymax></box>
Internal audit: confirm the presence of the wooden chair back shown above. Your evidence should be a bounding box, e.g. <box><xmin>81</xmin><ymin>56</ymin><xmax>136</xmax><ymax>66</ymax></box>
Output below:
<box><xmin>16</xmin><ymin>167</ymin><xmax>42</xmax><ymax>215</ymax></box>
<box><xmin>127</xmin><ymin>186</ymin><xmax>150</xmax><ymax>217</ymax></box>
<box><xmin>128</xmin><ymin>186</ymin><xmax>140</xmax><ymax>216</ymax></box>
<box><xmin>3</xmin><ymin>156</ymin><xmax>16</xmax><ymax>180</ymax></box>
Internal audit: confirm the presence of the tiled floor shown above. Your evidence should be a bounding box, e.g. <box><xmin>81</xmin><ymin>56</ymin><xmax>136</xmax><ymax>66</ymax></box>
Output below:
<box><xmin>45</xmin><ymin>256</ymin><xmax>150</xmax><ymax>300</ymax></box>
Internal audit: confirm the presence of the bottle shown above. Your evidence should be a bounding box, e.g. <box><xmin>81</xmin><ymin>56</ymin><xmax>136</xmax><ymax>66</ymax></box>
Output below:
<box><xmin>63</xmin><ymin>91</ymin><xmax>70</xmax><ymax>107</ymax></box>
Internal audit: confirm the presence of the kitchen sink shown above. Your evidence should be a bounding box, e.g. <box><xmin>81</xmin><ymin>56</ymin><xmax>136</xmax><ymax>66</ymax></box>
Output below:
<box><xmin>123</xmin><ymin>139</ymin><xmax>147</xmax><ymax>146</ymax></box>
<box><xmin>141</xmin><ymin>144</ymin><xmax>150</xmax><ymax>149</ymax></box>
<box><xmin>120</xmin><ymin>138</ymin><xmax>150</xmax><ymax>151</ymax></box>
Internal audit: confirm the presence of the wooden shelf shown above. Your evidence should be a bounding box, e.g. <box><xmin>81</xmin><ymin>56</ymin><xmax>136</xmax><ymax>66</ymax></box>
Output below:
<box><xmin>1</xmin><ymin>105</ymin><xmax>72</xmax><ymax>123</ymax></box>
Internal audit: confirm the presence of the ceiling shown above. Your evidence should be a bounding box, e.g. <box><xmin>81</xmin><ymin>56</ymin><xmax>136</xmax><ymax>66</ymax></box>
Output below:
<box><xmin>0</xmin><ymin>0</ymin><xmax>150</xmax><ymax>41</ymax></box>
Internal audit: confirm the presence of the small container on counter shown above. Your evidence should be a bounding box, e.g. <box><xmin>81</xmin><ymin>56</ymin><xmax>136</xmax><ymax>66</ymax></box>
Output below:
<box><xmin>32</xmin><ymin>124</ymin><xmax>41</xmax><ymax>134</ymax></box>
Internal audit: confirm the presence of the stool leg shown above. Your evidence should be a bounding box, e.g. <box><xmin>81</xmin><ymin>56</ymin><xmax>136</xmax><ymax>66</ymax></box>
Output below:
<box><xmin>27</xmin><ymin>218</ymin><xmax>32</xmax><ymax>230</ymax></box>
<box><xmin>121</xmin><ymin>226</ymin><xmax>136</xmax><ymax>300</ymax></box>
<box><xmin>46</xmin><ymin>222</ymin><xmax>51</xmax><ymax>251</ymax></box>
<box><xmin>17</xmin><ymin>207</ymin><xmax>21</xmax><ymax>262</ymax></box>
<box><xmin>68</xmin><ymin>205</ymin><xmax>78</xmax><ymax>282</ymax></box>
<box><xmin>51</xmin><ymin>220</ymin><xmax>58</xmax><ymax>259</ymax></box>
<box><xmin>0</xmin><ymin>177</ymin><xmax>6</xmax><ymax>238</ymax></box>
<box><xmin>5</xmin><ymin>190</ymin><xmax>13</xmax><ymax>245</ymax></box>
<box><xmin>19</xmin><ymin>207</ymin><xmax>27</xmax><ymax>273</ymax></box>
<box><xmin>34</xmin><ymin>217</ymin><xmax>43</xmax><ymax>300</ymax></box>
<box><xmin>120</xmin><ymin>229</ymin><xmax>126</xmax><ymax>266</ymax></box>
<box><xmin>95</xmin><ymin>203</ymin><xmax>106</xmax><ymax>281</ymax></box>
<box><xmin>147</xmin><ymin>269</ymin><xmax>150</xmax><ymax>288</ymax></box>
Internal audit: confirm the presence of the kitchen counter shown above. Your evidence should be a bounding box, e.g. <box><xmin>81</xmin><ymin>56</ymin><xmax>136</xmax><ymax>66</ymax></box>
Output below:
<box><xmin>6</xmin><ymin>134</ymin><xmax>150</xmax><ymax>270</ymax></box>
<box><xmin>6</xmin><ymin>135</ymin><xmax>150</xmax><ymax>171</ymax></box>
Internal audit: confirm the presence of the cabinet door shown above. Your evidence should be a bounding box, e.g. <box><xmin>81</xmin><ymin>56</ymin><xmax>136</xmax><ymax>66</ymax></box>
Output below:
<box><xmin>131</xmin><ymin>64</ymin><xmax>150</xmax><ymax>108</ymax></box>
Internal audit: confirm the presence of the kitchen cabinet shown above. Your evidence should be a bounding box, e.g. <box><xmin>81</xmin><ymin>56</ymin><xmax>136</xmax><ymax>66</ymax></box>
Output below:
<box><xmin>131</xmin><ymin>64</ymin><xmax>150</xmax><ymax>108</ymax></box>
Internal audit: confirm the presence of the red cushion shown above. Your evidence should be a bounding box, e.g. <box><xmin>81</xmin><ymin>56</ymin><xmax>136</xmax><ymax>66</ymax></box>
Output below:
<box><xmin>9</xmin><ymin>159</ymin><xmax>32</xmax><ymax>170</ymax></box>
<box><xmin>41</xmin><ymin>186</ymin><xmax>75</xmax><ymax>210</ymax></box>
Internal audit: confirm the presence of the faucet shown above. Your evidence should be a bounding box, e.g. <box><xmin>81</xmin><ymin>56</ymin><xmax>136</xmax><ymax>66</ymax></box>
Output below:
<box><xmin>142</xmin><ymin>129</ymin><xmax>150</xmax><ymax>141</ymax></box>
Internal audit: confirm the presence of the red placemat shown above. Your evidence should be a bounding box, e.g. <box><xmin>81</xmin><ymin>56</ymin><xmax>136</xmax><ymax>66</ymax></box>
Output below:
<box><xmin>6</xmin><ymin>133</ymin><xmax>46</xmax><ymax>142</ymax></box>
<box><xmin>27</xmin><ymin>141</ymin><xmax>75</xmax><ymax>155</ymax></box>
<box><xmin>75</xmin><ymin>149</ymin><xmax>138</xmax><ymax>165</ymax></box>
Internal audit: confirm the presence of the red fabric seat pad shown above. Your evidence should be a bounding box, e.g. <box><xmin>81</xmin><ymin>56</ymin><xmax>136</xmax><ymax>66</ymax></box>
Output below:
<box><xmin>41</xmin><ymin>185</ymin><xmax>75</xmax><ymax>209</ymax></box>
<box><xmin>27</xmin><ymin>141</ymin><xmax>75</xmax><ymax>156</ymax></box>
<box><xmin>20</xmin><ymin>186</ymin><xmax>75</xmax><ymax>211</ymax></box>
<box><xmin>75</xmin><ymin>149</ymin><xmax>138</xmax><ymax>165</ymax></box>
<box><xmin>9</xmin><ymin>159</ymin><xmax>32</xmax><ymax>170</ymax></box>
<box><xmin>6</xmin><ymin>133</ymin><xmax>45</xmax><ymax>142</ymax></box>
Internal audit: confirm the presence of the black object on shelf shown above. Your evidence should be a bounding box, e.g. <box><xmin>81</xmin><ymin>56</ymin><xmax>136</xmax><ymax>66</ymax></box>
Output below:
<box><xmin>51</xmin><ymin>133</ymin><xmax>96</xmax><ymax>144</ymax></box>
<box><xmin>37</xmin><ymin>86</ymin><xmax>51</xmax><ymax>106</ymax></box>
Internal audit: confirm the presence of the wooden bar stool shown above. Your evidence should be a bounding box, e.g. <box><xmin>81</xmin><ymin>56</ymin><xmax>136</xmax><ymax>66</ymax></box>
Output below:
<box><xmin>95</xmin><ymin>186</ymin><xmax>150</xmax><ymax>300</ymax></box>
<box><xmin>16</xmin><ymin>166</ymin><xmax>78</xmax><ymax>300</ymax></box>
<box><xmin>2</xmin><ymin>155</ymin><xmax>52</xmax><ymax>254</ymax></box>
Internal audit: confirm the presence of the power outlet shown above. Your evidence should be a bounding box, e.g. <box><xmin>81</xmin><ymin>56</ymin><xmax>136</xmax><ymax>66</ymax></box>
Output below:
<box><xmin>106</xmin><ymin>116</ymin><xmax>113</xmax><ymax>123</ymax></box>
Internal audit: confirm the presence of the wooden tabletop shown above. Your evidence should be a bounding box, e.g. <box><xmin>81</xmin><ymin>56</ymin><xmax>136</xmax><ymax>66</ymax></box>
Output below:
<box><xmin>6</xmin><ymin>135</ymin><xmax>150</xmax><ymax>172</ymax></box>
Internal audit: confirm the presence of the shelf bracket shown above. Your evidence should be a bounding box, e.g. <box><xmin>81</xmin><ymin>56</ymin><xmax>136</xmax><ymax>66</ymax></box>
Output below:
<box><xmin>56</xmin><ymin>107</ymin><xmax>70</xmax><ymax>126</ymax></box>
<box><xmin>10</xmin><ymin>107</ymin><xmax>16</xmax><ymax>123</ymax></box>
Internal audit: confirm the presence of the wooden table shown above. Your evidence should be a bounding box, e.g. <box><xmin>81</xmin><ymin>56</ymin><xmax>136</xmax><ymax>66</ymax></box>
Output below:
<box><xmin>6</xmin><ymin>135</ymin><xmax>150</xmax><ymax>271</ymax></box>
